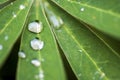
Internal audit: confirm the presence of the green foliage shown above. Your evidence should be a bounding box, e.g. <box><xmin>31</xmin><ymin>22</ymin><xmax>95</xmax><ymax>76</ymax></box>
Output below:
<box><xmin>0</xmin><ymin>0</ymin><xmax>8</xmax><ymax>4</ymax></box>
<box><xmin>52</xmin><ymin>0</ymin><xmax>120</xmax><ymax>39</ymax></box>
<box><xmin>0</xmin><ymin>0</ymin><xmax>120</xmax><ymax>80</ymax></box>
<box><xmin>17</xmin><ymin>0</ymin><xmax>65</xmax><ymax>80</ymax></box>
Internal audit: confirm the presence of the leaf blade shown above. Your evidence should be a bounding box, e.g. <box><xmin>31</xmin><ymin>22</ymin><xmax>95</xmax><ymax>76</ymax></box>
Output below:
<box><xmin>45</xmin><ymin>1</ymin><xmax>120</xmax><ymax>80</ymax></box>
<box><xmin>0</xmin><ymin>0</ymin><xmax>9</xmax><ymax>4</ymax></box>
<box><xmin>17</xmin><ymin>0</ymin><xmax>66</xmax><ymax>80</ymax></box>
<box><xmin>0</xmin><ymin>0</ymin><xmax>33</xmax><ymax>67</ymax></box>
<box><xmin>52</xmin><ymin>0</ymin><xmax>120</xmax><ymax>39</ymax></box>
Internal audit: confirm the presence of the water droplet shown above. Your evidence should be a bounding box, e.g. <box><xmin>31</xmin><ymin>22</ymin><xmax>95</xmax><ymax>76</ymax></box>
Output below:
<box><xmin>39</xmin><ymin>73</ymin><xmax>44</xmax><ymax>79</ymax></box>
<box><xmin>94</xmin><ymin>71</ymin><xmax>99</xmax><ymax>75</ymax></box>
<box><xmin>28</xmin><ymin>21</ymin><xmax>43</xmax><ymax>33</ymax></box>
<box><xmin>12</xmin><ymin>12</ymin><xmax>17</xmax><ymax>18</ymax></box>
<box><xmin>41</xmin><ymin>58</ymin><xmax>45</xmax><ymax>62</ymax></box>
<box><xmin>19</xmin><ymin>4</ymin><xmax>25</xmax><ymax>10</ymax></box>
<box><xmin>11</xmin><ymin>2</ymin><xmax>13</xmax><ymax>5</ymax></box>
<box><xmin>44</xmin><ymin>2</ymin><xmax>63</xmax><ymax>29</ymax></box>
<box><xmin>0</xmin><ymin>44</ymin><xmax>3</xmax><ymax>50</ymax></box>
<box><xmin>18</xmin><ymin>51</ymin><xmax>26</xmax><ymax>58</ymax></box>
<box><xmin>100</xmin><ymin>72</ymin><xmax>105</xmax><ymax>79</ymax></box>
<box><xmin>78</xmin><ymin>73</ymin><xmax>82</xmax><ymax>77</ymax></box>
<box><xmin>30</xmin><ymin>39</ymin><xmax>44</xmax><ymax>50</ymax></box>
<box><xmin>78</xmin><ymin>50</ymin><xmax>82</xmax><ymax>52</ymax></box>
<box><xmin>31</xmin><ymin>59</ymin><xmax>41</xmax><ymax>67</ymax></box>
<box><xmin>4</xmin><ymin>35</ymin><xmax>8</xmax><ymax>40</ymax></box>
<box><xmin>50</xmin><ymin>15</ymin><xmax>63</xmax><ymax>29</ymax></box>
<box><xmin>80</xmin><ymin>8</ymin><xmax>84</xmax><ymax>12</ymax></box>
<box><xmin>35</xmin><ymin>70</ymin><xmax>44</xmax><ymax>80</ymax></box>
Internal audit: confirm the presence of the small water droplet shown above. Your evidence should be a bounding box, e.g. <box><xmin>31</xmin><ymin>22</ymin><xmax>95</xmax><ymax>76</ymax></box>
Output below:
<box><xmin>41</xmin><ymin>58</ymin><xmax>45</xmax><ymax>62</ymax></box>
<box><xmin>94</xmin><ymin>71</ymin><xmax>99</xmax><ymax>75</ymax></box>
<box><xmin>11</xmin><ymin>2</ymin><xmax>13</xmax><ymax>5</ymax></box>
<box><xmin>30</xmin><ymin>39</ymin><xmax>44</xmax><ymax>50</ymax></box>
<box><xmin>28</xmin><ymin>21</ymin><xmax>43</xmax><ymax>33</ymax></box>
<box><xmin>80</xmin><ymin>8</ymin><xmax>84</xmax><ymax>12</ymax></box>
<box><xmin>35</xmin><ymin>71</ymin><xmax>44</xmax><ymax>80</ymax></box>
<box><xmin>78</xmin><ymin>73</ymin><xmax>82</xmax><ymax>77</ymax></box>
<box><xmin>18</xmin><ymin>51</ymin><xmax>26</xmax><ymax>58</ymax></box>
<box><xmin>19</xmin><ymin>4</ymin><xmax>25</xmax><ymax>10</ymax></box>
<box><xmin>100</xmin><ymin>72</ymin><xmax>105</xmax><ymax>79</ymax></box>
<box><xmin>31</xmin><ymin>59</ymin><xmax>41</xmax><ymax>67</ymax></box>
<box><xmin>78</xmin><ymin>50</ymin><xmax>82</xmax><ymax>52</ymax></box>
<box><xmin>0</xmin><ymin>44</ymin><xmax>3</xmax><ymax>50</ymax></box>
<box><xmin>4</xmin><ymin>35</ymin><xmax>8</xmax><ymax>40</ymax></box>
<box><xmin>12</xmin><ymin>12</ymin><xmax>17</xmax><ymax>18</ymax></box>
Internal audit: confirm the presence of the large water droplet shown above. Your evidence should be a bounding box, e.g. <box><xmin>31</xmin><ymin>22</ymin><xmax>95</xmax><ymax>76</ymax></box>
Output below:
<box><xmin>30</xmin><ymin>38</ymin><xmax>44</xmax><ymax>50</ymax></box>
<box><xmin>28</xmin><ymin>21</ymin><xmax>43</xmax><ymax>34</ymax></box>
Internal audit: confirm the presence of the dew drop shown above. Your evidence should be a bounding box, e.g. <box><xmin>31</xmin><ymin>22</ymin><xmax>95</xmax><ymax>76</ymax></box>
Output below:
<box><xmin>30</xmin><ymin>39</ymin><xmax>44</xmax><ymax>50</ymax></box>
<box><xmin>100</xmin><ymin>72</ymin><xmax>105</xmax><ymax>79</ymax></box>
<box><xmin>41</xmin><ymin>58</ymin><xmax>45</xmax><ymax>62</ymax></box>
<box><xmin>28</xmin><ymin>21</ymin><xmax>43</xmax><ymax>33</ymax></box>
<box><xmin>50</xmin><ymin>15</ymin><xmax>63</xmax><ymax>29</ymax></box>
<box><xmin>78</xmin><ymin>50</ymin><xmax>82</xmax><ymax>52</ymax></box>
<box><xmin>78</xmin><ymin>73</ymin><xmax>82</xmax><ymax>77</ymax></box>
<box><xmin>31</xmin><ymin>59</ymin><xmax>41</xmax><ymax>67</ymax></box>
<box><xmin>12</xmin><ymin>12</ymin><xmax>17</xmax><ymax>18</ymax></box>
<box><xmin>35</xmin><ymin>70</ymin><xmax>44</xmax><ymax>80</ymax></box>
<box><xmin>80</xmin><ymin>7</ymin><xmax>84</xmax><ymax>12</ymax></box>
<box><xmin>44</xmin><ymin>2</ymin><xmax>63</xmax><ymax>29</ymax></box>
<box><xmin>4</xmin><ymin>35</ymin><xmax>8</xmax><ymax>40</ymax></box>
<box><xmin>18</xmin><ymin>51</ymin><xmax>26</xmax><ymax>58</ymax></box>
<box><xmin>19</xmin><ymin>4</ymin><xmax>25</xmax><ymax>10</ymax></box>
<box><xmin>11</xmin><ymin>2</ymin><xmax>13</xmax><ymax>5</ymax></box>
<box><xmin>0</xmin><ymin>44</ymin><xmax>3</xmax><ymax>50</ymax></box>
<box><xmin>39</xmin><ymin>73</ymin><xmax>44</xmax><ymax>79</ymax></box>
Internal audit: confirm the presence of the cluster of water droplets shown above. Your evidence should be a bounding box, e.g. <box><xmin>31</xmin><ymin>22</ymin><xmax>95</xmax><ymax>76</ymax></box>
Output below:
<box><xmin>18</xmin><ymin>20</ymin><xmax>45</xmax><ymax>80</ymax></box>
<box><xmin>0</xmin><ymin>4</ymin><xmax>26</xmax><ymax>51</ymax></box>
<box><xmin>12</xmin><ymin>4</ymin><xmax>26</xmax><ymax>18</ymax></box>
<box><xmin>17</xmin><ymin>1</ymin><xmax>65</xmax><ymax>80</ymax></box>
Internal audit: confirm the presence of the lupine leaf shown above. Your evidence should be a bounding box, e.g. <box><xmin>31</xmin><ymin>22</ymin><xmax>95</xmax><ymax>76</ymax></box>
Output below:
<box><xmin>0</xmin><ymin>0</ymin><xmax>33</xmax><ymax>67</ymax></box>
<box><xmin>44</xmin><ymin>1</ymin><xmax>120</xmax><ymax>80</ymax></box>
<box><xmin>51</xmin><ymin>0</ymin><xmax>120</xmax><ymax>39</ymax></box>
<box><xmin>0</xmin><ymin>0</ymin><xmax>9</xmax><ymax>4</ymax></box>
<box><xmin>17</xmin><ymin>0</ymin><xmax>66</xmax><ymax>80</ymax></box>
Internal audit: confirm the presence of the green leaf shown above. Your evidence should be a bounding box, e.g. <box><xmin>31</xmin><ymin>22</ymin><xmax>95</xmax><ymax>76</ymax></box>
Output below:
<box><xmin>44</xmin><ymin>1</ymin><xmax>120</xmax><ymax>80</ymax></box>
<box><xmin>0</xmin><ymin>0</ymin><xmax>33</xmax><ymax>67</ymax></box>
<box><xmin>51</xmin><ymin>0</ymin><xmax>120</xmax><ymax>39</ymax></box>
<box><xmin>82</xmin><ymin>23</ymin><xmax>120</xmax><ymax>57</ymax></box>
<box><xmin>17</xmin><ymin>0</ymin><xmax>66</xmax><ymax>80</ymax></box>
<box><xmin>0</xmin><ymin>0</ymin><xmax>9</xmax><ymax>4</ymax></box>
